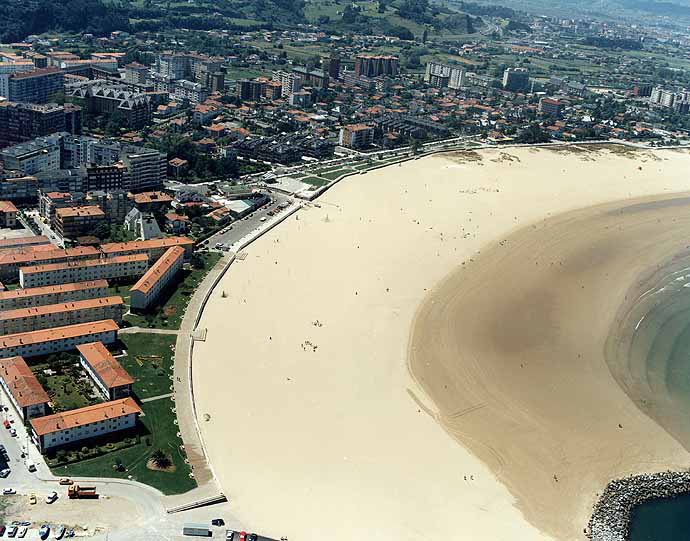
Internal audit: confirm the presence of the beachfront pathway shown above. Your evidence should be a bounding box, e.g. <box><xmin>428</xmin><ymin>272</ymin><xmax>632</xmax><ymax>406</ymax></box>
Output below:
<box><xmin>165</xmin><ymin>252</ymin><xmax>234</xmax><ymax>507</ymax></box>
<box><xmin>120</xmin><ymin>327</ymin><xmax>180</xmax><ymax>335</ymax></box>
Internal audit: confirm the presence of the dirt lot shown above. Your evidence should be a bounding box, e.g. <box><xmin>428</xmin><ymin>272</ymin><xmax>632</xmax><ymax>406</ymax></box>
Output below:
<box><xmin>4</xmin><ymin>493</ymin><xmax>141</xmax><ymax>534</ymax></box>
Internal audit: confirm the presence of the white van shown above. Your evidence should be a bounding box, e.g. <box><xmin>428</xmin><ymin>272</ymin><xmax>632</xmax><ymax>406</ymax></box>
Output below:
<box><xmin>25</xmin><ymin>459</ymin><xmax>36</xmax><ymax>472</ymax></box>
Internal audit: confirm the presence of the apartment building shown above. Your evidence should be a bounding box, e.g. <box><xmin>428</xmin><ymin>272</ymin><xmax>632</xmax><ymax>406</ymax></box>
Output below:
<box><xmin>77</xmin><ymin>341</ymin><xmax>133</xmax><ymax>400</ymax></box>
<box><xmin>354</xmin><ymin>55</ymin><xmax>399</xmax><ymax>78</ymax></box>
<box><xmin>20</xmin><ymin>254</ymin><xmax>148</xmax><ymax>288</ymax></box>
<box><xmin>0</xmin><ymin>319</ymin><xmax>119</xmax><ymax>359</ymax></box>
<box><xmin>0</xmin><ymin>102</ymin><xmax>67</xmax><ymax>149</ymax></box>
<box><xmin>0</xmin><ymin>355</ymin><xmax>50</xmax><ymax>420</ymax></box>
<box><xmin>124</xmin><ymin>63</ymin><xmax>150</xmax><ymax>85</ymax></box>
<box><xmin>339</xmin><ymin>124</ymin><xmax>374</xmax><ymax>149</ymax></box>
<box><xmin>39</xmin><ymin>192</ymin><xmax>73</xmax><ymax>225</ymax></box>
<box><xmin>6</xmin><ymin>68</ymin><xmax>65</xmax><ymax>104</ymax></box>
<box><xmin>30</xmin><ymin>396</ymin><xmax>141</xmax><ymax>452</ymax></box>
<box><xmin>0</xmin><ymin>61</ymin><xmax>35</xmax><ymax>98</ymax></box>
<box><xmin>100</xmin><ymin>236</ymin><xmax>195</xmax><ymax>261</ymax></box>
<box><xmin>68</xmin><ymin>83</ymin><xmax>153</xmax><ymax>129</ymax></box>
<box><xmin>131</xmin><ymin>191</ymin><xmax>173</xmax><ymax>212</ymax></box>
<box><xmin>424</xmin><ymin>61</ymin><xmax>465</xmax><ymax>89</ymax></box>
<box><xmin>120</xmin><ymin>145</ymin><xmax>166</xmax><ymax>192</ymax></box>
<box><xmin>502</xmin><ymin>67</ymin><xmax>530</xmax><ymax>92</ymax></box>
<box><xmin>0</xmin><ymin>246</ymin><xmax>100</xmax><ymax>280</ymax></box>
<box><xmin>55</xmin><ymin>205</ymin><xmax>106</xmax><ymax>239</ymax></box>
<box><xmin>0</xmin><ymin>201</ymin><xmax>18</xmax><ymax>227</ymax></box>
<box><xmin>0</xmin><ymin>133</ymin><xmax>62</xmax><ymax>175</ymax></box>
<box><xmin>129</xmin><ymin>246</ymin><xmax>184</xmax><ymax>310</ymax></box>
<box><xmin>539</xmin><ymin>97</ymin><xmax>565</xmax><ymax>116</ymax></box>
<box><xmin>0</xmin><ymin>296</ymin><xmax>123</xmax><ymax>335</ymax></box>
<box><xmin>0</xmin><ymin>174</ymin><xmax>38</xmax><ymax>202</ymax></box>
<box><xmin>0</xmin><ymin>280</ymin><xmax>108</xmax><ymax>311</ymax></box>
<box><xmin>0</xmin><ymin>235</ymin><xmax>50</xmax><ymax>250</ymax></box>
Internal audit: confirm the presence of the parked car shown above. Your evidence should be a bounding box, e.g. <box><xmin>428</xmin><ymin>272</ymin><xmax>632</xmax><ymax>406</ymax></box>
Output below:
<box><xmin>17</xmin><ymin>526</ymin><xmax>27</xmax><ymax>538</ymax></box>
<box><xmin>3</xmin><ymin>488</ymin><xmax>15</xmax><ymax>495</ymax></box>
<box><xmin>0</xmin><ymin>524</ymin><xmax>6</xmax><ymax>536</ymax></box>
<box><xmin>59</xmin><ymin>478</ymin><xmax>73</xmax><ymax>485</ymax></box>
<box><xmin>211</xmin><ymin>519</ymin><xmax>225</xmax><ymax>527</ymax></box>
<box><xmin>3</xmin><ymin>419</ymin><xmax>9</xmax><ymax>429</ymax></box>
<box><xmin>225</xmin><ymin>530</ymin><xmax>234</xmax><ymax>540</ymax></box>
<box><xmin>38</xmin><ymin>524</ymin><xmax>49</xmax><ymax>539</ymax></box>
<box><xmin>46</xmin><ymin>491</ymin><xmax>58</xmax><ymax>504</ymax></box>
<box><xmin>7</xmin><ymin>525</ymin><xmax>17</xmax><ymax>537</ymax></box>
<box><xmin>0</xmin><ymin>468</ymin><xmax>10</xmax><ymax>478</ymax></box>
<box><xmin>54</xmin><ymin>525</ymin><xmax>66</xmax><ymax>539</ymax></box>
<box><xmin>249</xmin><ymin>534</ymin><xmax>258</xmax><ymax>541</ymax></box>
<box><xmin>9</xmin><ymin>428</ymin><xmax>16</xmax><ymax>437</ymax></box>
<box><xmin>29</xmin><ymin>494</ymin><xmax>36</xmax><ymax>505</ymax></box>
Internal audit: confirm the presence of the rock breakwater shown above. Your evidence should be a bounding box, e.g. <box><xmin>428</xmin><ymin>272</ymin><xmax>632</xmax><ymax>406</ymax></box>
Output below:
<box><xmin>587</xmin><ymin>471</ymin><xmax>690</xmax><ymax>540</ymax></box>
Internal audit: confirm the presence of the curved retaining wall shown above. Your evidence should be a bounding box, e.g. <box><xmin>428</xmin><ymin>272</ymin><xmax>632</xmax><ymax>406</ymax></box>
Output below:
<box><xmin>587</xmin><ymin>471</ymin><xmax>690</xmax><ymax>540</ymax></box>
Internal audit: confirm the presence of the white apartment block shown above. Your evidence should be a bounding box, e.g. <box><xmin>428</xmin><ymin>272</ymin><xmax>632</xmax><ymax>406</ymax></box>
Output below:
<box><xmin>77</xmin><ymin>341</ymin><xmax>133</xmax><ymax>400</ymax></box>
<box><xmin>0</xmin><ymin>246</ymin><xmax>100</xmax><ymax>280</ymax></box>
<box><xmin>20</xmin><ymin>254</ymin><xmax>149</xmax><ymax>288</ymax></box>
<box><xmin>31</xmin><ymin>397</ymin><xmax>141</xmax><ymax>452</ymax></box>
<box><xmin>424</xmin><ymin>61</ymin><xmax>465</xmax><ymax>89</ymax></box>
<box><xmin>0</xmin><ymin>280</ymin><xmax>109</xmax><ymax>312</ymax></box>
<box><xmin>129</xmin><ymin>246</ymin><xmax>184</xmax><ymax>310</ymax></box>
<box><xmin>0</xmin><ymin>356</ymin><xmax>49</xmax><ymax>421</ymax></box>
<box><xmin>0</xmin><ymin>320</ymin><xmax>119</xmax><ymax>359</ymax></box>
<box><xmin>0</xmin><ymin>296</ymin><xmax>124</xmax><ymax>336</ymax></box>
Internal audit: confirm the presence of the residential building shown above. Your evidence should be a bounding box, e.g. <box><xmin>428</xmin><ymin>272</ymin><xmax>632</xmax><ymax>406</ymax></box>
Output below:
<box><xmin>339</xmin><ymin>124</ymin><xmax>374</xmax><ymax>149</ymax></box>
<box><xmin>272</xmin><ymin>70</ymin><xmax>302</xmax><ymax>97</ymax></box>
<box><xmin>68</xmin><ymin>83</ymin><xmax>153</xmax><ymax>129</ymax></box>
<box><xmin>0</xmin><ymin>280</ymin><xmax>108</xmax><ymax>311</ymax></box>
<box><xmin>0</xmin><ymin>134</ymin><xmax>62</xmax><ymax>175</ymax></box>
<box><xmin>39</xmin><ymin>191</ymin><xmax>74</xmax><ymax>225</ymax></box>
<box><xmin>54</xmin><ymin>205</ymin><xmax>106</xmax><ymax>239</ymax></box>
<box><xmin>124</xmin><ymin>63</ymin><xmax>149</xmax><ymax>85</ymax></box>
<box><xmin>0</xmin><ymin>236</ymin><xmax>50</xmax><ymax>250</ymax></box>
<box><xmin>424</xmin><ymin>61</ymin><xmax>465</xmax><ymax>89</ymax></box>
<box><xmin>123</xmin><ymin>208</ymin><xmax>163</xmax><ymax>240</ymax></box>
<box><xmin>292</xmin><ymin>66</ymin><xmax>329</xmax><ymax>89</ymax></box>
<box><xmin>289</xmin><ymin>91</ymin><xmax>311</xmax><ymax>107</ymax></box>
<box><xmin>0</xmin><ymin>245</ymin><xmax>100</xmax><ymax>280</ymax></box>
<box><xmin>0</xmin><ymin>201</ymin><xmax>18</xmax><ymax>227</ymax></box>
<box><xmin>0</xmin><ymin>61</ymin><xmax>35</xmax><ymax>98</ymax></box>
<box><xmin>632</xmin><ymin>83</ymin><xmax>653</xmax><ymax>97</ymax></box>
<box><xmin>0</xmin><ymin>174</ymin><xmax>38</xmax><ymax>202</ymax></box>
<box><xmin>0</xmin><ymin>296</ymin><xmax>124</xmax><ymax>335</ymax></box>
<box><xmin>84</xmin><ymin>162</ymin><xmax>127</xmax><ymax>191</ymax></box>
<box><xmin>31</xmin><ymin>396</ymin><xmax>141</xmax><ymax>452</ymax></box>
<box><xmin>539</xmin><ymin>97</ymin><xmax>565</xmax><ymax>116</ymax></box>
<box><xmin>120</xmin><ymin>145</ymin><xmax>166</xmax><ymax>192</ymax></box>
<box><xmin>77</xmin><ymin>341</ymin><xmax>133</xmax><ymax>400</ymax></box>
<box><xmin>354</xmin><ymin>55</ymin><xmax>399</xmax><ymax>78</ymax></box>
<box><xmin>100</xmin><ymin>236</ymin><xmax>195</xmax><ymax>261</ymax></box>
<box><xmin>131</xmin><ymin>191</ymin><xmax>173</xmax><ymax>212</ymax></box>
<box><xmin>502</xmin><ymin>67</ymin><xmax>530</xmax><ymax>92</ymax></box>
<box><xmin>0</xmin><ymin>102</ymin><xmax>67</xmax><ymax>149</ymax></box>
<box><xmin>129</xmin><ymin>246</ymin><xmax>184</xmax><ymax>310</ymax></box>
<box><xmin>0</xmin><ymin>356</ymin><xmax>49</xmax><ymax>420</ymax></box>
<box><xmin>6</xmin><ymin>68</ymin><xmax>64</xmax><ymax>104</ymax></box>
<box><xmin>327</xmin><ymin>54</ymin><xmax>341</xmax><ymax>80</ymax></box>
<box><xmin>20</xmin><ymin>254</ymin><xmax>149</xmax><ymax>288</ymax></box>
<box><xmin>172</xmin><ymin>79</ymin><xmax>208</xmax><ymax>104</ymax></box>
<box><xmin>0</xmin><ymin>319</ymin><xmax>119</xmax><ymax>359</ymax></box>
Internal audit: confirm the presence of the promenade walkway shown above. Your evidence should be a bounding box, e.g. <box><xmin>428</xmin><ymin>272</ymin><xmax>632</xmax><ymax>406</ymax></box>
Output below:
<box><xmin>165</xmin><ymin>252</ymin><xmax>234</xmax><ymax>507</ymax></box>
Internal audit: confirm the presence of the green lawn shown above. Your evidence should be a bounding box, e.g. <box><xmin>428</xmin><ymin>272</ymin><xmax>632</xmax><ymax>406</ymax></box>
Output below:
<box><xmin>301</xmin><ymin>176</ymin><xmax>328</xmax><ymax>186</ymax></box>
<box><xmin>118</xmin><ymin>333</ymin><xmax>175</xmax><ymax>399</ymax></box>
<box><xmin>52</xmin><ymin>399</ymin><xmax>196</xmax><ymax>495</ymax></box>
<box><xmin>125</xmin><ymin>253</ymin><xmax>221</xmax><ymax>330</ymax></box>
<box><xmin>41</xmin><ymin>373</ymin><xmax>101</xmax><ymax>412</ymax></box>
<box><xmin>320</xmin><ymin>168</ymin><xmax>355</xmax><ymax>180</ymax></box>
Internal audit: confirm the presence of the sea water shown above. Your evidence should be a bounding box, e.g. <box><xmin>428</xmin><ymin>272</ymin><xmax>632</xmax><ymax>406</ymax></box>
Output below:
<box><xmin>619</xmin><ymin>265</ymin><xmax>690</xmax><ymax>540</ymax></box>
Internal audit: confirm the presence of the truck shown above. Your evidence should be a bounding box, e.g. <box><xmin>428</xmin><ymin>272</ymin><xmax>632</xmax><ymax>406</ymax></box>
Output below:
<box><xmin>67</xmin><ymin>485</ymin><xmax>98</xmax><ymax>499</ymax></box>
<box><xmin>182</xmin><ymin>523</ymin><xmax>211</xmax><ymax>537</ymax></box>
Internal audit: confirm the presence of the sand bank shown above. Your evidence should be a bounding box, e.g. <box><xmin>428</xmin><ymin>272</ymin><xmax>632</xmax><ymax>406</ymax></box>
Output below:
<box><xmin>193</xmin><ymin>145</ymin><xmax>690</xmax><ymax>540</ymax></box>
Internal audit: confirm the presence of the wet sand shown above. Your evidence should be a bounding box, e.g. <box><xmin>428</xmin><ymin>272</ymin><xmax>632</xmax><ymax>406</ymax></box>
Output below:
<box><xmin>193</xmin><ymin>145</ymin><xmax>690</xmax><ymax>540</ymax></box>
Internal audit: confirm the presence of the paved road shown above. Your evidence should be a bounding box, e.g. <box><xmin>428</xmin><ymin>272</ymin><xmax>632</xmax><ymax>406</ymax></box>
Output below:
<box><xmin>203</xmin><ymin>193</ymin><xmax>294</xmax><ymax>251</ymax></box>
<box><xmin>119</xmin><ymin>327</ymin><xmax>181</xmax><ymax>335</ymax></box>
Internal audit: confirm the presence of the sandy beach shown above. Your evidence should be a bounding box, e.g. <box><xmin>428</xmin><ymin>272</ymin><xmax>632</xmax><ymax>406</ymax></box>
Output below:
<box><xmin>193</xmin><ymin>145</ymin><xmax>690</xmax><ymax>540</ymax></box>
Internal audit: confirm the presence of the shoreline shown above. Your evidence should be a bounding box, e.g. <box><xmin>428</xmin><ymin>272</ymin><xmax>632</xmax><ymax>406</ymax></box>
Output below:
<box><xmin>192</xmin><ymin>146</ymin><xmax>690</xmax><ymax>540</ymax></box>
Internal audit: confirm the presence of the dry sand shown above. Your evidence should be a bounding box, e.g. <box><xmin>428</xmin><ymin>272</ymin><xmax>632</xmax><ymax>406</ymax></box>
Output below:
<box><xmin>193</xmin><ymin>145</ymin><xmax>690</xmax><ymax>541</ymax></box>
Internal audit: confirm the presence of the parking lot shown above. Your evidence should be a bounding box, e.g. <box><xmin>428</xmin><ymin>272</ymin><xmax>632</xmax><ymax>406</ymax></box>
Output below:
<box><xmin>203</xmin><ymin>192</ymin><xmax>294</xmax><ymax>252</ymax></box>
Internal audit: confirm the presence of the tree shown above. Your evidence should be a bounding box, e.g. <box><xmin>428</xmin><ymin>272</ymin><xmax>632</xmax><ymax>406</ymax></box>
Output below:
<box><xmin>150</xmin><ymin>449</ymin><xmax>172</xmax><ymax>469</ymax></box>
